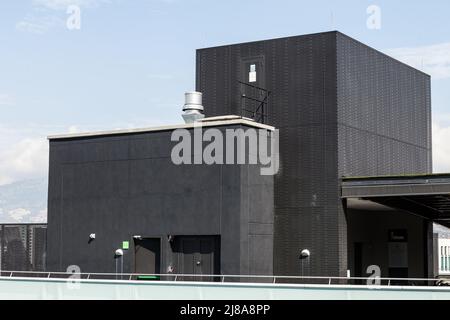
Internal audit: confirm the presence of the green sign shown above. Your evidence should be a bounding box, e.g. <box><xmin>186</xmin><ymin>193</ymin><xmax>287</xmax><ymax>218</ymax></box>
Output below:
<box><xmin>122</xmin><ymin>241</ymin><xmax>129</xmax><ymax>250</ymax></box>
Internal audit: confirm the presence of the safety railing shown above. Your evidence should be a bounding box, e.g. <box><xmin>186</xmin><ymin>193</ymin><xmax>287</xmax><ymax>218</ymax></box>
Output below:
<box><xmin>0</xmin><ymin>270</ymin><xmax>449</xmax><ymax>287</ymax></box>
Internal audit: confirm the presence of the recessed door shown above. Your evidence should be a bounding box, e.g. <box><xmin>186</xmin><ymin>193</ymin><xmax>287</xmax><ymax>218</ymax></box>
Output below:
<box><xmin>134</xmin><ymin>238</ymin><xmax>161</xmax><ymax>274</ymax></box>
<box><xmin>173</xmin><ymin>236</ymin><xmax>220</xmax><ymax>281</ymax></box>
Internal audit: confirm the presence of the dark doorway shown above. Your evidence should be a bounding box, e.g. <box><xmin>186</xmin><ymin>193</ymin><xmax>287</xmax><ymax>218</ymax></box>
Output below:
<box><xmin>134</xmin><ymin>238</ymin><xmax>161</xmax><ymax>274</ymax></box>
<box><xmin>172</xmin><ymin>236</ymin><xmax>220</xmax><ymax>281</ymax></box>
<box><xmin>388</xmin><ymin>229</ymin><xmax>408</xmax><ymax>283</ymax></box>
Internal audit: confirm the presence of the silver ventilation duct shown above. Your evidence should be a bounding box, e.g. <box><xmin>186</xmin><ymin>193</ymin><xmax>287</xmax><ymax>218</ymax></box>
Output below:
<box><xmin>182</xmin><ymin>91</ymin><xmax>205</xmax><ymax>123</ymax></box>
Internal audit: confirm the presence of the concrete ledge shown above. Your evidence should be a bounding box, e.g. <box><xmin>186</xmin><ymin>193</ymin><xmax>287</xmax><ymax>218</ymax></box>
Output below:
<box><xmin>2</xmin><ymin>276</ymin><xmax>450</xmax><ymax>300</ymax></box>
<box><xmin>48</xmin><ymin>117</ymin><xmax>275</xmax><ymax>140</ymax></box>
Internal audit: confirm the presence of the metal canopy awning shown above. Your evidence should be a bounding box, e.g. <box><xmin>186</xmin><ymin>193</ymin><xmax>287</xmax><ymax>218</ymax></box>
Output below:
<box><xmin>341</xmin><ymin>174</ymin><xmax>450</xmax><ymax>228</ymax></box>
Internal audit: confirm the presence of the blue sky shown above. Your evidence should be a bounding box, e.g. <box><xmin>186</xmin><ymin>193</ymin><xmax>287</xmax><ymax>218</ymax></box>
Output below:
<box><xmin>0</xmin><ymin>0</ymin><xmax>450</xmax><ymax>194</ymax></box>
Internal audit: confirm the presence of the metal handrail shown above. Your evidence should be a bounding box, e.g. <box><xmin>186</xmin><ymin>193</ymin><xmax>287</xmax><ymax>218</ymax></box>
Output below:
<box><xmin>0</xmin><ymin>270</ymin><xmax>446</xmax><ymax>286</ymax></box>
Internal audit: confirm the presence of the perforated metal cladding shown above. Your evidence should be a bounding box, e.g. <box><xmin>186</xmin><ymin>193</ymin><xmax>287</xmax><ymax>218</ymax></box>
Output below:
<box><xmin>197</xmin><ymin>32</ymin><xmax>344</xmax><ymax>277</ymax></box>
<box><xmin>196</xmin><ymin>31</ymin><xmax>431</xmax><ymax>277</ymax></box>
<box><xmin>336</xmin><ymin>33</ymin><xmax>432</xmax><ymax>177</ymax></box>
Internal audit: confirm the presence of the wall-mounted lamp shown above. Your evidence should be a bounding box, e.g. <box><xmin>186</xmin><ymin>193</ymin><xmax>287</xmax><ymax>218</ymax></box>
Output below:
<box><xmin>115</xmin><ymin>249</ymin><xmax>124</xmax><ymax>257</ymax></box>
<box><xmin>133</xmin><ymin>235</ymin><xmax>142</xmax><ymax>240</ymax></box>
<box><xmin>115</xmin><ymin>249</ymin><xmax>124</xmax><ymax>275</ymax></box>
<box><xmin>168</xmin><ymin>235</ymin><xmax>175</xmax><ymax>243</ymax></box>
<box><xmin>300</xmin><ymin>249</ymin><xmax>310</xmax><ymax>259</ymax></box>
<box><xmin>89</xmin><ymin>233</ymin><xmax>96</xmax><ymax>240</ymax></box>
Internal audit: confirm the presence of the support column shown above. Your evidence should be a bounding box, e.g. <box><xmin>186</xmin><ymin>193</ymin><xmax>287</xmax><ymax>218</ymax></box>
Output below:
<box><xmin>424</xmin><ymin>220</ymin><xmax>436</xmax><ymax>280</ymax></box>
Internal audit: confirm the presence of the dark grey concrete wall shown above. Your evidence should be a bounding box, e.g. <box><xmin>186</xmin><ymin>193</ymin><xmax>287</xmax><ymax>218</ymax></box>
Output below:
<box><xmin>47</xmin><ymin>124</ymin><xmax>273</xmax><ymax>275</ymax></box>
<box><xmin>196</xmin><ymin>31</ymin><xmax>432</xmax><ymax>277</ymax></box>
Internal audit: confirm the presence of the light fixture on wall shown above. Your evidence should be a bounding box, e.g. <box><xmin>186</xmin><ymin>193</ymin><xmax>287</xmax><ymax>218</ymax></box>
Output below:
<box><xmin>299</xmin><ymin>249</ymin><xmax>311</xmax><ymax>278</ymax></box>
<box><xmin>115</xmin><ymin>249</ymin><xmax>124</xmax><ymax>257</ymax></box>
<box><xmin>89</xmin><ymin>233</ymin><xmax>96</xmax><ymax>240</ymax></box>
<box><xmin>115</xmin><ymin>248</ymin><xmax>124</xmax><ymax>278</ymax></box>
<box><xmin>300</xmin><ymin>249</ymin><xmax>310</xmax><ymax>259</ymax></box>
<box><xmin>168</xmin><ymin>235</ymin><xmax>175</xmax><ymax>243</ymax></box>
<box><xmin>133</xmin><ymin>235</ymin><xmax>142</xmax><ymax>240</ymax></box>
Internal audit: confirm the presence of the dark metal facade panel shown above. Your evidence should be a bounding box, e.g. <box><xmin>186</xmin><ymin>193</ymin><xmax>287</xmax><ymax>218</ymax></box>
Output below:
<box><xmin>336</xmin><ymin>32</ymin><xmax>432</xmax><ymax>177</ymax></box>
<box><xmin>342</xmin><ymin>174</ymin><xmax>450</xmax><ymax>199</ymax></box>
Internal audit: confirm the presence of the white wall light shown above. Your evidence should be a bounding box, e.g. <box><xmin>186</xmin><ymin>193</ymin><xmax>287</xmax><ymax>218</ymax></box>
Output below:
<box><xmin>300</xmin><ymin>249</ymin><xmax>310</xmax><ymax>259</ymax></box>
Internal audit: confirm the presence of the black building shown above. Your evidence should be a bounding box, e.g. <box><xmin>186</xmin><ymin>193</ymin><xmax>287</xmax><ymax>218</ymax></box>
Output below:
<box><xmin>46</xmin><ymin>31</ymin><xmax>447</xmax><ymax>279</ymax></box>
<box><xmin>46</xmin><ymin>119</ymin><xmax>274</xmax><ymax>275</ymax></box>
<box><xmin>196</xmin><ymin>31</ymin><xmax>432</xmax><ymax>277</ymax></box>
<box><xmin>0</xmin><ymin>224</ymin><xmax>47</xmax><ymax>272</ymax></box>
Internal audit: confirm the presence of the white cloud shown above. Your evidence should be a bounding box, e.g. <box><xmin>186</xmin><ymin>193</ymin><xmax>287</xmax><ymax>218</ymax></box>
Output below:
<box><xmin>385</xmin><ymin>42</ymin><xmax>450</xmax><ymax>80</ymax></box>
<box><xmin>0</xmin><ymin>94</ymin><xmax>15</xmax><ymax>106</ymax></box>
<box><xmin>17</xmin><ymin>0</ymin><xmax>111</xmax><ymax>34</ymax></box>
<box><xmin>16</xmin><ymin>15</ymin><xmax>63</xmax><ymax>34</ymax></box>
<box><xmin>433</xmin><ymin>121</ymin><xmax>450</xmax><ymax>173</ymax></box>
<box><xmin>32</xmin><ymin>0</ymin><xmax>110</xmax><ymax>10</ymax></box>
<box><xmin>67</xmin><ymin>125</ymin><xmax>80</xmax><ymax>134</ymax></box>
<box><xmin>147</xmin><ymin>74</ymin><xmax>174</xmax><ymax>80</ymax></box>
<box><xmin>0</xmin><ymin>138</ymin><xmax>49</xmax><ymax>186</ymax></box>
<box><xmin>8</xmin><ymin>208</ymin><xmax>31</xmax><ymax>222</ymax></box>
<box><xmin>30</xmin><ymin>209</ymin><xmax>47</xmax><ymax>223</ymax></box>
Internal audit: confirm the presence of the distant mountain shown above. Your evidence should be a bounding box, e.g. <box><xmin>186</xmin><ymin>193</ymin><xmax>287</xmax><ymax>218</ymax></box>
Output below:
<box><xmin>0</xmin><ymin>178</ymin><xmax>47</xmax><ymax>223</ymax></box>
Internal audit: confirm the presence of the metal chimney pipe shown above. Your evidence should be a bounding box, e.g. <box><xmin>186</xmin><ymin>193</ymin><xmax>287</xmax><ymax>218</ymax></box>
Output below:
<box><xmin>182</xmin><ymin>91</ymin><xmax>205</xmax><ymax>123</ymax></box>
